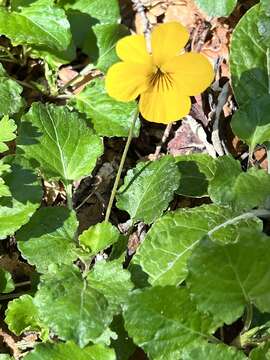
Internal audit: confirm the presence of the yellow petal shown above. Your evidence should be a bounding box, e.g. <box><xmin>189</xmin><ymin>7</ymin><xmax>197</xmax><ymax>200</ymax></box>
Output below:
<box><xmin>163</xmin><ymin>52</ymin><xmax>214</xmax><ymax>96</ymax></box>
<box><xmin>105</xmin><ymin>62</ymin><xmax>150</xmax><ymax>102</ymax></box>
<box><xmin>151</xmin><ymin>22</ymin><xmax>189</xmax><ymax>67</ymax></box>
<box><xmin>116</xmin><ymin>34</ymin><xmax>152</xmax><ymax>65</ymax></box>
<box><xmin>139</xmin><ymin>86</ymin><xmax>191</xmax><ymax>124</ymax></box>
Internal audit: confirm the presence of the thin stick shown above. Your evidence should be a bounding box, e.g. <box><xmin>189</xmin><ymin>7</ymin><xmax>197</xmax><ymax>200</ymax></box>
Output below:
<box><xmin>59</xmin><ymin>64</ymin><xmax>94</xmax><ymax>93</ymax></box>
<box><xmin>211</xmin><ymin>81</ymin><xmax>230</xmax><ymax>156</ymax></box>
<box><xmin>75</xmin><ymin>189</ymin><xmax>96</xmax><ymax>211</ymax></box>
<box><xmin>154</xmin><ymin>123</ymin><xmax>172</xmax><ymax>157</ymax></box>
<box><xmin>184</xmin><ymin>115</ymin><xmax>216</xmax><ymax>158</ymax></box>
<box><xmin>105</xmin><ymin>111</ymin><xmax>138</xmax><ymax>222</ymax></box>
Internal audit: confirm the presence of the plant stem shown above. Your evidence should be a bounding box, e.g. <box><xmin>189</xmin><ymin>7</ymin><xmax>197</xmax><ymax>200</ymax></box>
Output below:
<box><xmin>105</xmin><ymin>110</ymin><xmax>138</xmax><ymax>222</ymax></box>
<box><xmin>243</xmin><ymin>303</ymin><xmax>253</xmax><ymax>332</ymax></box>
<box><xmin>0</xmin><ymin>291</ymin><xmax>28</xmax><ymax>301</ymax></box>
<box><xmin>0</xmin><ymin>57</ymin><xmax>18</xmax><ymax>64</ymax></box>
<box><xmin>15</xmin><ymin>79</ymin><xmax>44</xmax><ymax>93</ymax></box>
<box><xmin>15</xmin><ymin>280</ymin><xmax>31</xmax><ymax>288</ymax></box>
<box><xmin>209</xmin><ymin>335</ymin><xmax>222</xmax><ymax>344</ymax></box>
<box><xmin>66</xmin><ymin>183</ymin><xmax>73</xmax><ymax>210</ymax></box>
<box><xmin>220</xmin><ymin>327</ymin><xmax>225</xmax><ymax>342</ymax></box>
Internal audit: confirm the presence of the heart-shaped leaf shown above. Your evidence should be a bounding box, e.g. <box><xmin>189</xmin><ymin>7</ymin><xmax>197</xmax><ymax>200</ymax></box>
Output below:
<box><xmin>116</xmin><ymin>156</ymin><xmax>180</xmax><ymax>224</ymax></box>
<box><xmin>0</xmin><ymin>0</ymin><xmax>72</xmax><ymax>51</ymax></box>
<box><xmin>133</xmin><ymin>203</ymin><xmax>262</xmax><ymax>286</ymax></box>
<box><xmin>187</xmin><ymin>230</ymin><xmax>270</xmax><ymax>324</ymax></box>
<box><xmin>230</xmin><ymin>4</ymin><xmax>268</xmax><ymax>104</ymax></box>
<box><xmin>18</xmin><ymin>102</ymin><xmax>103</xmax><ymax>185</ymax></box>
<box><xmin>194</xmin><ymin>0</ymin><xmax>237</xmax><ymax>17</ymax></box>
<box><xmin>34</xmin><ymin>265</ymin><xmax>112</xmax><ymax>347</ymax></box>
<box><xmin>17</xmin><ymin>207</ymin><xmax>79</xmax><ymax>273</ymax></box>
<box><xmin>123</xmin><ymin>287</ymin><xmax>219</xmax><ymax>360</ymax></box>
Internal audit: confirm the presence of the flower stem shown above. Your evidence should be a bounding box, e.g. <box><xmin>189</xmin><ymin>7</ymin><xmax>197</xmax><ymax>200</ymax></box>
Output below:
<box><xmin>105</xmin><ymin>110</ymin><xmax>138</xmax><ymax>222</ymax></box>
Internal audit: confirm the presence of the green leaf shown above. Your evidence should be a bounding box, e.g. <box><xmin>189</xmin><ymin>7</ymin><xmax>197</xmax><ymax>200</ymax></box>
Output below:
<box><xmin>261</xmin><ymin>0</ymin><xmax>270</xmax><ymax>16</ymax></box>
<box><xmin>123</xmin><ymin>287</ymin><xmax>218</xmax><ymax>360</ymax></box>
<box><xmin>187</xmin><ymin>229</ymin><xmax>270</xmax><ymax>324</ymax></box>
<box><xmin>34</xmin><ymin>265</ymin><xmax>112</xmax><ymax>347</ymax></box>
<box><xmin>10</xmin><ymin>0</ymin><xmax>36</xmax><ymax>10</ymax></box>
<box><xmin>175</xmin><ymin>153</ymin><xmax>216</xmax><ymax>197</ymax></box>
<box><xmin>181</xmin><ymin>343</ymin><xmax>247</xmax><ymax>359</ymax></box>
<box><xmin>258</xmin><ymin>5</ymin><xmax>270</xmax><ymax>45</ymax></box>
<box><xmin>5</xmin><ymin>294</ymin><xmax>47</xmax><ymax>336</ymax></box>
<box><xmin>16</xmin><ymin>207</ymin><xmax>79</xmax><ymax>273</ymax></box>
<box><xmin>79</xmin><ymin>221</ymin><xmax>120</xmax><ymax>254</ymax></box>
<box><xmin>67</xmin><ymin>9</ymin><xmax>97</xmax><ymax>49</ymax></box>
<box><xmin>0</xmin><ymin>356</ymin><xmax>13</xmax><ymax>360</ymax></box>
<box><xmin>87</xmin><ymin>260</ymin><xmax>134</xmax><ymax>314</ymax></box>
<box><xmin>133</xmin><ymin>203</ymin><xmax>262</xmax><ymax>286</ymax></box>
<box><xmin>17</xmin><ymin>102</ymin><xmax>103</xmax><ymax>184</ymax></box>
<box><xmin>230</xmin><ymin>4</ymin><xmax>268</xmax><ymax>104</ymax></box>
<box><xmin>0</xmin><ymin>179</ymin><xmax>10</xmax><ymax>198</ymax></box>
<box><xmin>74</xmin><ymin>79</ymin><xmax>140</xmax><ymax>137</ymax></box>
<box><xmin>30</xmin><ymin>42</ymin><xmax>76</xmax><ymax>69</ymax></box>
<box><xmin>24</xmin><ymin>342</ymin><xmax>115</xmax><ymax>360</ymax></box>
<box><xmin>83</xmin><ymin>24</ymin><xmax>129</xmax><ymax>73</ymax></box>
<box><xmin>0</xmin><ymin>116</ymin><xmax>17</xmax><ymax>153</ymax></box>
<box><xmin>250</xmin><ymin>343</ymin><xmax>270</xmax><ymax>359</ymax></box>
<box><xmin>0</xmin><ymin>160</ymin><xmax>11</xmax><ymax>197</ymax></box>
<box><xmin>116</xmin><ymin>156</ymin><xmax>180</xmax><ymax>224</ymax></box>
<box><xmin>194</xmin><ymin>0</ymin><xmax>237</xmax><ymax>17</ymax></box>
<box><xmin>208</xmin><ymin>156</ymin><xmax>270</xmax><ymax>210</ymax></box>
<box><xmin>0</xmin><ymin>269</ymin><xmax>14</xmax><ymax>293</ymax></box>
<box><xmin>0</xmin><ymin>65</ymin><xmax>24</xmax><ymax>117</ymax></box>
<box><xmin>231</xmin><ymin>95</ymin><xmax>270</xmax><ymax>151</ymax></box>
<box><xmin>0</xmin><ymin>0</ymin><xmax>72</xmax><ymax>51</ymax></box>
<box><xmin>60</xmin><ymin>0</ymin><xmax>120</xmax><ymax>24</ymax></box>
<box><xmin>0</xmin><ymin>161</ymin><xmax>42</xmax><ymax>240</ymax></box>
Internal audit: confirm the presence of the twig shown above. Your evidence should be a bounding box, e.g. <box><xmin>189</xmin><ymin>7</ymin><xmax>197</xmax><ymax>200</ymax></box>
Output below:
<box><xmin>0</xmin><ymin>328</ymin><xmax>21</xmax><ymax>359</ymax></box>
<box><xmin>131</xmin><ymin>0</ymin><xmax>151</xmax><ymax>50</ymax></box>
<box><xmin>183</xmin><ymin>115</ymin><xmax>216</xmax><ymax>158</ymax></box>
<box><xmin>211</xmin><ymin>81</ymin><xmax>230</xmax><ymax>156</ymax></box>
<box><xmin>75</xmin><ymin>177</ymin><xmax>102</xmax><ymax>211</ymax></box>
<box><xmin>191</xmin><ymin>20</ymin><xmax>212</xmax><ymax>52</ymax></box>
<box><xmin>154</xmin><ymin>123</ymin><xmax>172</xmax><ymax>158</ymax></box>
<box><xmin>59</xmin><ymin>64</ymin><xmax>94</xmax><ymax>93</ymax></box>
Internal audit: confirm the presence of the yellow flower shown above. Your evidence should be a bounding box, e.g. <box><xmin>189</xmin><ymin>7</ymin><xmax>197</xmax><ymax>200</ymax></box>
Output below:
<box><xmin>105</xmin><ymin>22</ymin><xmax>214</xmax><ymax>124</ymax></box>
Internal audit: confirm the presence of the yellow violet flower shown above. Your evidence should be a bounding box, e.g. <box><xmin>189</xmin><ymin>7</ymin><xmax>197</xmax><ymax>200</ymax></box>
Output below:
<box><xmin>105</xmin><ymin>22</ymin><xmax>214</xmax><ymax>124</ymax></box>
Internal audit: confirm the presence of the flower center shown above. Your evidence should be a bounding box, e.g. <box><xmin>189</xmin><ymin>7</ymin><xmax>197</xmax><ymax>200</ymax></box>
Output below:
<box><xmin>149</xmin><ymin>67</ymin><xmax>173</xmax><ymax>92</ymax></box>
